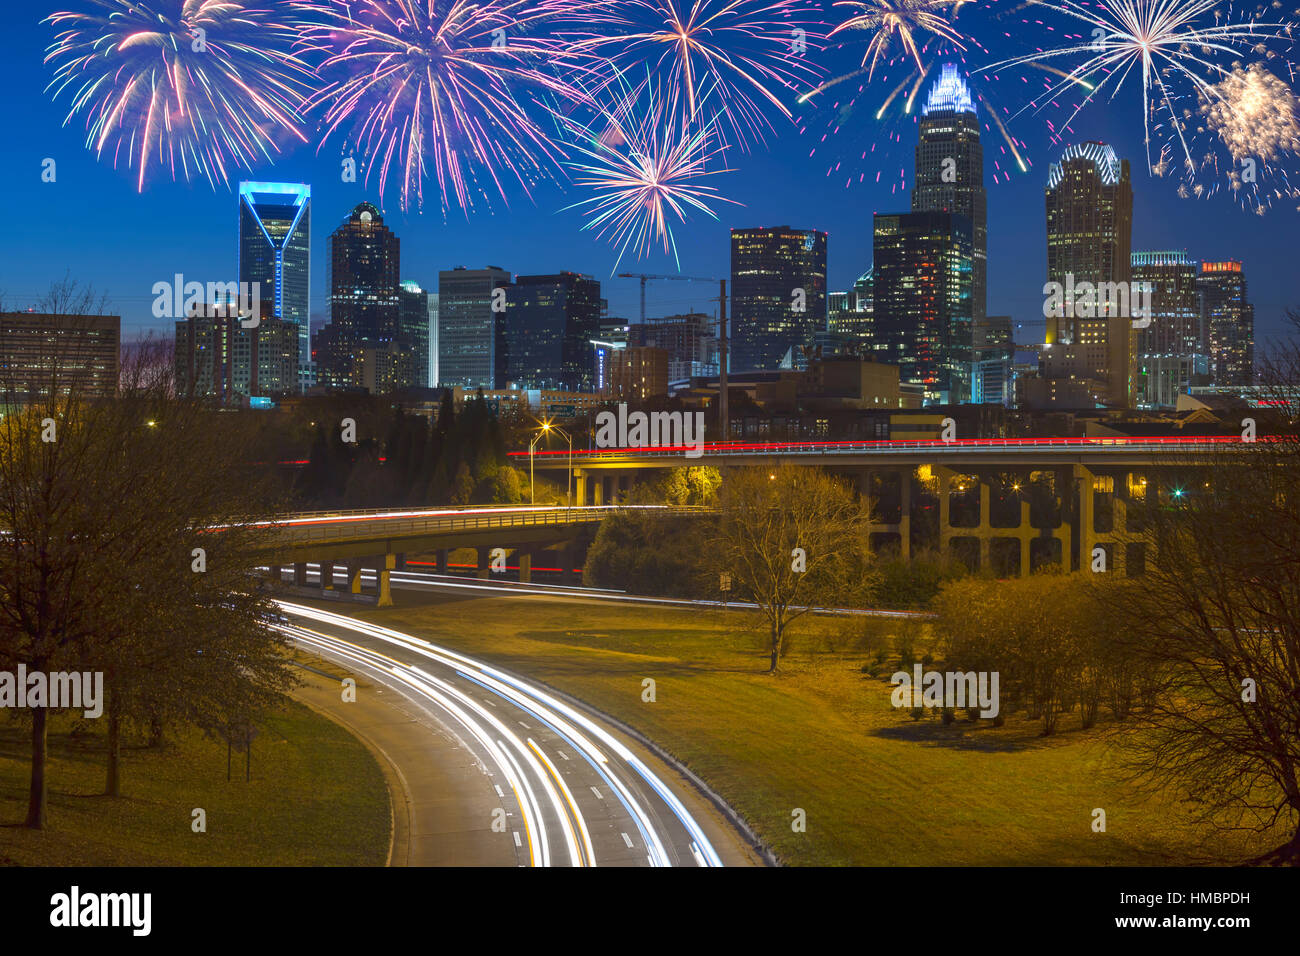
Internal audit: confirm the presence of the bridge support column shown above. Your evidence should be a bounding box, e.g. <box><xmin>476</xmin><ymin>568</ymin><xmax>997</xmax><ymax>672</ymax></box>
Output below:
<box><xmin>898</xmin><ymin>469</ymin><xmax>911</xmax><ymax>562</ymax></box>
<box><xmin>377</xmin><ymin>554</ymin><xmax>395</xmax><ymax>607</ymax></box>
<box><xmin>1075</xmin><ymin>465</ymin><xmax>1095</xmax><ymax>573</ymax></box>
<box><xmin>395</xmin><ymin>552</ymin><xmax>406</xmax><ymax>570</ymax></box>
<box><xmin>293</xmin><ymin>562</ymin><xmax>308</xmax><ymax>587</ymax></box>
<box><xmin>476</xmin><ymin>547</ymin><xmax>491</xmax><ymax>580</ymax></box>
<box><xmin>518</xmin><ymin>549</ymin><xmax>533</xmax><ymax>584</ymax></box>
<box><xmin>347</xmin><ymin>561</ymin><xmax>363</xmax><ymax>594</ymax></box>
<box><xmin>978</xmin><ymin>480</ymin><xmax>991</xmax><ymax>572</ymax></box>
<box><xmin>937</xmin><ymin>466</ymin><xmax>955</xmax><ymax>557</ymax></box>
<box><xmin>268</xmin><ymin>564</ymin><xmax>282</xmax><ymax>584</ymax></box>
<box><xmin>435</xmin><ymin>549</ymin><xmax>448</xmax><ymax>574</ymax></box>
<box><xmin>319</xmin><ymin>561</ymin><xmax>334</xmax><ymax>589</ymax></box>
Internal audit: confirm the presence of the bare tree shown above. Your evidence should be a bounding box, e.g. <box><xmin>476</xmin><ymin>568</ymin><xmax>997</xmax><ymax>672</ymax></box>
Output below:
<box><xmin>707</xmin><ymin>465</ymin><xmax>875</xmax><ymax>673</ymax></box>
<box><xmin>1099</xmin><ymin>312</ymin><xmax>1300</xmax><ymax>862</ymax></box>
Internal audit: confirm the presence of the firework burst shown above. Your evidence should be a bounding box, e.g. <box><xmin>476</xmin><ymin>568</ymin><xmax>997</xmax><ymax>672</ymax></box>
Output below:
<box><xmin>828</xmin><ymin>0</ymin><xmax>969</xmax><ymax>81</ymax></box>
<box><xmin>558</xmin><ymin>74</ymin><xmax>738</xmax><ymax>270</ymax></box>
<box><xmin>43</xmin><ymin>0</ymin><xmax>313</xmax><ymax>190</ymax></box>
<box><xmin>548</xmin><ymin>0</ymin><xmax>826</xmax><ymax>149</ymax></box>
<box><xmin>300</xmin><ymin>0</ymin><xmax>591</xmax><ymax>214</ymax></box>
<box><xmin>984</xmin><ymin>0</ymin><xmax>1299</xmax><ymax>179</ymax></box>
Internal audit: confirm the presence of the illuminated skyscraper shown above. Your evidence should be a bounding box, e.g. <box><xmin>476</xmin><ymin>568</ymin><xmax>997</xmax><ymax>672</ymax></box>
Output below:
<box><xmin>1197</xmin><ymin>261</ymin><xmax>1255</xmax><ymax>385</ymax></box>
<box><xmin>872</xmin><ymin>211</ymin><xmax>973</xmax><ymax>404</ymax></box>
<box><xmin>238</xmin><ymin>182</ymin><xmax>310</xmax><ymax>387</ymax></box>
<box><xmin>730</xmin><ymin>226</ymin><xmax>827</xmax><ymax>371</ymax></box>
<box><xmin>1042</xmin><ymin>142</ymin><xmax>1134</xmax><ymax>407</ymax></box>
<box><xmin>504</xmin><ymin>272</ymin><xmax>601</xmax><ymax>390</ymax></box>
<box><xmin>438</xmin><ymin>266</ymin><xmax>512</xmax><ymax>388</ymax></box>
<box><xmin>912</xmin><ymin>63</ymin><xmax>987</xmax><ymax>329</ymax></box>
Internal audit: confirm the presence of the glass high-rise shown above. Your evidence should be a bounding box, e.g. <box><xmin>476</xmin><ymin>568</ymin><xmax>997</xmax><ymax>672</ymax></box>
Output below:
<box><xmin>730</xmin><ymin>226</ymin><xmax>827</xmax><ymax>371</ymax></box>
<box><xmin>871</xmin><ymin>211</ymin><xmax>974</xmax><ymax>404</ymax></box>
<box><xmin>912</xmin><ymin>63</ymin><xmax>987</xmax><ymax>329</ymax></box>
<box><xmin>1043</xmin><ymin>142</ymin><xmax>1135</xmax><ymax>407</ymax></box>
<box><xmin>438</xmin><ymin>266</ymin><xmax>512</xmax><ymax>388</ymax></box>
<box><xmin>1197</xmin><ymin>261</ymin><xmax>1255</xmax><ymax>385</ymax></box>
<box><xmin>503</xmin><ymin>272</ymin><xmax>601</xmax><ymax>390</ymax></box>
<box><xmin>238</xmin><ymin>182</ymin><xmax>310</xmax><ymax>387</ymax></box>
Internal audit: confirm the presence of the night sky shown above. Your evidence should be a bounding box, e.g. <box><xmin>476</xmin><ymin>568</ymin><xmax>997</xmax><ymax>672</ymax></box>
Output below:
<box><xmin>2</xmin><ymin>2</ymin><xmax>1297</xmax><ymax>352</ymax></box>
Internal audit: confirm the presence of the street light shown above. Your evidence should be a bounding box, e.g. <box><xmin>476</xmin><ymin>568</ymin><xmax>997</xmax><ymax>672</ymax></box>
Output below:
<box><xmin>529</xmin><ymin>419</ymin><xmax>574</xmax><ymax>507</ymax></box>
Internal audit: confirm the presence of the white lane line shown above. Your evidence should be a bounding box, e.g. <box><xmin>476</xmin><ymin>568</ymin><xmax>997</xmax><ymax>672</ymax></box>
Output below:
<box><xmin>495</xmin><ymin>785</ymin><xmax>505</xmax><ymax>798</ymax></box>
<box><xmin>513</xmin><ymin>832</ymin><xmax>522</xmax><ymax>847</ymax></box>
<box><xmin>518</xmin><ymin>721</ymin><xmax>530</xmax><ymax>729</ymax></box>
<box><xmin>590</xmin><ymin>786</ymin><xmax>603</xmax><ymax>799</ymax></box>
<box><xmin>621</xmin><ymin>832</ymin><xmax>634</xmax><ymax>848</ymax></box>
<box><xmin>557</xmin><ymin>750</ymin><xmax>570</xmax><ymax>761</ymax></box>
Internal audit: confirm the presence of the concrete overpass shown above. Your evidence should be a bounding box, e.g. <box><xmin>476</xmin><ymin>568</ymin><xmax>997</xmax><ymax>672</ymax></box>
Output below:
<box><xmin>261</xmin><ymin>504</ymin><xmax>699</xmax><ymax>605</ymax></box>
<box><xmin>516</xmin><ymin>435</ymin><xmax>1257</xmax><ymax>578</ymax></box>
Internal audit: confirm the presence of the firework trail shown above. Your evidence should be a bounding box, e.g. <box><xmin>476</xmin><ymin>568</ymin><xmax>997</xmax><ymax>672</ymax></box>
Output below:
<box><xmin>827</xmin><ymin>0</ymin><xmax>970</xmax><ymax>81</ymax></box>
<box><xmin>983</xmin><ymin>0</ymin><xmax>1300</xmax><ymax>185</ymax></box>
<box><xmin>556</xmin><ymin>73</ymin><xmax>738</xmax><ymax>270</ymax></box>
<box><xmin>300</xmin><ymin>0</ymin><xmax>593</xmax><ymax>214</ymax></box>
<box><xmin>43</xmin><ymin>0</ymin><xmax>313</xmax><ymax>190</ymax></box>
<box><xmin>546</xmin><ymin>0</ymin><xmax>826</xmax><ymax>149</ymax></box>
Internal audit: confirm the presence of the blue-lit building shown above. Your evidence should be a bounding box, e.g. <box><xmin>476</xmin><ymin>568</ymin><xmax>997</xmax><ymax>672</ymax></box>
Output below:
<box><xmin>238</xmin><ymin>181</ymin><xmax>311</xmax><ymax>389</ymax></box>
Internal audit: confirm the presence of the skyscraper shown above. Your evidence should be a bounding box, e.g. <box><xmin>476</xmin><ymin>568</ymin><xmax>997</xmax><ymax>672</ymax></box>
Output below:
<box><xmin>238</xmin><ymin>182</ymin><xmax>310</xmax><ymax>388</ymax></box>
<box><xmin>871</xmin><ymin>210</ymin><xmax>974</xmax><ymax>404</ymax></box>
<box><xmin>1042</xmin><ymin>142</ymin><xmax>1135</xmax><ymax>407</ymax></box>
<box><xmin>438</xmin><ymin>266</ymin><xmax>512</xmax><ymax>388</ymax></box>
<box><xmin>315</xmin><ymin>202</ymin><xmax>401</xmax><ymax>390</ymax></box>
<box><xmin>503</xmin><ymin>272</ymin><xmax>601</xmax><ymax>390</ymax></box>
<box><xmin>398</xmin><ymin>280</ymin><xmax>434</xmax><ymax>389</ymax></box>
<box><xmin>0</xmin><ymin>312</ymin><xmax>120</xmax><ymax>399</ymax></box>
<box><xmin>912</xmin><ymin>63</ymin><xmax>987</xmax><ymax>329</ymax></box>
<box><xmin>730</xmin><ymin>226</ymin><xmax>827</xmax><ymax>371</ymax></box>
<box><xmin>1197</xmin><ymin>260</ymin><xmax>1255</xmax><ymax>385</ymax></box>
<box><xmin>1131</xmin><ymin>250</ymin><xmax>1206</xmax><ymax>406</ymax></box>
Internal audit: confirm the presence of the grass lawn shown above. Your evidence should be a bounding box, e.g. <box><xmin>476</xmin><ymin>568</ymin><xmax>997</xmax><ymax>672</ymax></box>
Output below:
<box><xmin>0</xmin><ymin>698</ymin><xmax>389</xmax><ymax>866</ymax></box>
<box><xmin>363</xmin><ymin>589</ymin><xmax>1271</xmax><ymax>866</ymax></box>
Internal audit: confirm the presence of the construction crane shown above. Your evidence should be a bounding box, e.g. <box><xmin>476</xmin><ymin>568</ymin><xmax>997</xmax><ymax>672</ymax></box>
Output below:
<box><xmin>617</xmin><ymin>272</ymin><xmax>732</xmax><ymax>442</ymax></box>
<box><xmin>617</xmin><ymin>272</ymin><xmax>716</xmax><ymax>325</ymax></box>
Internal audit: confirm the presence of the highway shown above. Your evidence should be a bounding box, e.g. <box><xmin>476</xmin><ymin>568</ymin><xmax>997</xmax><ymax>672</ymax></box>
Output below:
<box><xmin>273</xmin><ymin>599</ymin><xmax>754</xmax><ymax>867</ymax></box>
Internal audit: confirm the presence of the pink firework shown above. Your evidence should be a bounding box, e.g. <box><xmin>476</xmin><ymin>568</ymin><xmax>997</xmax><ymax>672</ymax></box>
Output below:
<box><xmin>548</xmin><ymin>0</ymin><xmax>827</xmax><ymax>149</ymax></box>
<box><xmin>43</xmin><ymin>0</ymin><xmax>313</xmax><ymax>190</ymax></box>
<box><xmin>300</xmin><ymin>0</ymin><xmax>593</xmax><ymax>213</ymax></box>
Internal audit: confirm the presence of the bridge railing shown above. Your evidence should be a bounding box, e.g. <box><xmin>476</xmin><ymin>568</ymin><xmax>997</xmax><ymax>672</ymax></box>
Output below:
<box><xmin>268</xmin><ymin>504</ymin><xmax>704</xmax><ymax>544</ymax></box>
<box><xmin>513</xmin><ymin>435</ymin><xmax>1253</xmax><ymax>462</ymax></box>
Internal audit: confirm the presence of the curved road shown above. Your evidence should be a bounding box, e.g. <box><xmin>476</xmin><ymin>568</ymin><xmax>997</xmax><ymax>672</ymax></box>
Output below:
<box><xmin>275</xmin><ymin>600</ymin><xmax>760</xmax><ymax>867</ymax></box>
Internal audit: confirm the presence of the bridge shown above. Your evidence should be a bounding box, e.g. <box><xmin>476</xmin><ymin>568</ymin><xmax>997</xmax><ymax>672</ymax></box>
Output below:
<box><xmin>515</xmin><ymin>435</ymin><xmax>1257</xmax><ymax>578</ymax></box>
<box><xmin>260</xmin><ymin>504</ymin><xmax>696</xmax><ymax>605</ymax></box>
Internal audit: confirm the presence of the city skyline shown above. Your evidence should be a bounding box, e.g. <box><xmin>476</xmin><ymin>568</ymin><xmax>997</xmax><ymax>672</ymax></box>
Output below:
<box><xmin>3</xmin><ymin>16</ymin><xmax>1296</xmax><ymax>353</ymax></box>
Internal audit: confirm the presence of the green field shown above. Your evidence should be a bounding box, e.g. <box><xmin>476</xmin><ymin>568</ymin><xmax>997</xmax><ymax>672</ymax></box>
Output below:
<box><xmin>0</xmin><ymin>698</ymin><xmax>389</xmax><ymax>866</ymax></box>
<box><xmin>364</xmin><ymin>589</ymin><xmax>1269</xmax><ymax>866</ymax></box>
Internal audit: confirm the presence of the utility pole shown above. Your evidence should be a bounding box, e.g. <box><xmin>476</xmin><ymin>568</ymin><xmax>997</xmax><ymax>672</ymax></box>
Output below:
<box><xmin>718</xmin><ymin>279</ymin><xmax>728</xmax><ymax>443</ymax></box>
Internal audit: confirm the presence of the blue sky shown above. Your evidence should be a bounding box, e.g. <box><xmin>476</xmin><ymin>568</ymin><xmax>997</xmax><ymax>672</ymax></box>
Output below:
<box><xmin>2</xmin><ymin>2</ymin><xmax>1296</xmax><ymax>350</ymax></box>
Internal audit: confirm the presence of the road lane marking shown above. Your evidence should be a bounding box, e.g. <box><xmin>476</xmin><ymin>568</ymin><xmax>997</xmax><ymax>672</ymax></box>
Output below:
<box><xmin>495</xmin><ymin>785</ymin><xmax>505</xmax><ymax>798</ymax></box>
<box><xmin>557</xmin><ymin>750</ymin><xmax>569</xmax><ymax>760</ymax></box>
<box><xmin>621</xmin><ymin>832</ymin><xmax>634</xmax><ymax>848</ymax></box>
<box><xmin>590</xmin><ymin>786</ymin><xmax>603</xmax><ymax>799</ymax></box>
<box><xmin>513</xmin><ymin>832</ymin><xmax>522</xmax><ymax>847</ymax></box>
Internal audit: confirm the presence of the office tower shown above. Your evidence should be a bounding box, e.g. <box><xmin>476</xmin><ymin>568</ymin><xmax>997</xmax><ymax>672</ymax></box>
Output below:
<box><xmin>1132</xmin><ymin>251</ymin><xmax>1200</xmax><ymax>354</ymax></box>
<box><xmin>438</xmin><ymin>266</ymin><xmax>512</xmax><ymax>388</ymax></box>
<box><xmin>1197</xmin><ymin>261</ymin><xmax>1255</xmax><ymax>385</ymax></box>
<box><xmin>428</xmin><ymin>293</ymin><xmax>439</xmax><ymax>389</ymax></box>
<box><xmin>971</xmin><ymin>313</ymin><xmax>1014</xmax><ymax>405</ymax></box>
<box><xmin>0</xmin><ymin>311</ymin><xmax>120</xmax><ymax>399</ymax></box>
<box><xmin>238</xmin><ymin>182</ymin><xmax>310</xmax><ymax>387</ymax></box>
<box><xmin>503</xmin><ymin>272</ymin><xmax>601</xmax><ymax>391</ymax></box>
<box><xmin>1042</xmin><ymin>142</ymin><xmax>1135</xmax><ymax>407</ymax></box>
<box><xmin>398</xmin><ymin>281</ymin><xmax>434</xmax><ymax>389</ymax></box>
<box><xmin>314</xmin><ymin>202</ymin><xmax>402</xmax><ymax>390</ymax></box>
<box><xmin>912</xmin><ymin>63</ymin><xmax>987</xmax><ymax>328</ymax></box>
<box><xmin>174</xmin><ymin>306</ymin><xmax>299</xmax><ymax>403</ymax></box>
<box><xmin>872</xmin><ymin>210</ymin><xmax>974</xmax><ymax>404</ymax></box>
<box><xmin>730</xmin><ymin>226</ymin><xmax>828</xmax><ymax>371</ymax></box>
<box><xmin>608</xmin><ymin>346</ymin><xmax>669</xmax><ymax>400</ymax></box>
<box><xmin>627</xmin><ymin>312</ymin><xmax>718</xmax><ymax>380</ymax></box>
<box><xmin>828</xmin><ymin>290</ymin><xmax>873</xmax><ymax>347</ymax></box>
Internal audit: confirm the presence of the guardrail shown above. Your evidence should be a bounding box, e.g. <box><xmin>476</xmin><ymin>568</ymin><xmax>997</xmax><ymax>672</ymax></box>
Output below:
<box><xmin>512</xmin><ymin>435</ymin><xmax>1262</xmax><ymax>461</ymax></box>
<box><xmin>268</xmin><ymin>504</ymin><xmax>704</xmax><ymax>544</ymax></box>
